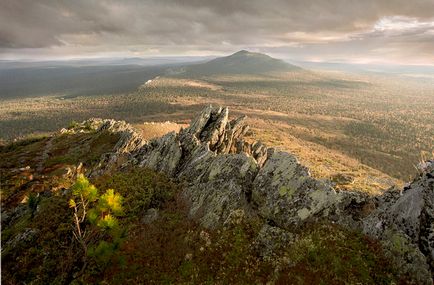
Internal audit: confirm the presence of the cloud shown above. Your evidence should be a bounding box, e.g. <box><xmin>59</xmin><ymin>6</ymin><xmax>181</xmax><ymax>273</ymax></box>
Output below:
<box><xmin>0</xmin><ymin>0</ymin><xmax>433</xmax><ymax>64</ymax></box>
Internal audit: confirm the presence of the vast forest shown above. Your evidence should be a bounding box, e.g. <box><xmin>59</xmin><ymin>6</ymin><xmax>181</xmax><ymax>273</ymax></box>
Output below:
<box><xmin>1</xmin><ymin>62</ymin><xmax>433</xmax><ymax>187</ymax></box>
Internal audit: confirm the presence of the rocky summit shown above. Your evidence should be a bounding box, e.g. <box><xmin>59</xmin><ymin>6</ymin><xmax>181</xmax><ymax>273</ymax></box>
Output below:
<box><xmin>1</xmin><ymin>106</ymin><xmax>433</xmax><ymax>284</ymax></box>
<box><xmin>78</xmin><ymin>105</ymin><xmax>433</xmax><ymax>283</ymax></box>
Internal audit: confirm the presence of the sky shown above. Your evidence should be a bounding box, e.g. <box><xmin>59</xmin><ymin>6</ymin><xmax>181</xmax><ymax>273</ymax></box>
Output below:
<box><xmin>1</xmin><ymin>0</ymin><xmax>433</xmax><ymax>65</ymax></box>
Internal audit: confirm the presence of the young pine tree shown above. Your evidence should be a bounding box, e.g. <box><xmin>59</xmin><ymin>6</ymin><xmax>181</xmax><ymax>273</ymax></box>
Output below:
<box><xmin>69</xmin><ymin>174</ymin><xmax>125</xmax><ymax>273</ymax></box>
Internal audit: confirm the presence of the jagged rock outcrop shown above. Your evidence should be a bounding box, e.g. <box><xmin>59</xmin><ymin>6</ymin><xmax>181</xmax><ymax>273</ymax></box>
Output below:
<box><xmin>97</xmin><ymin>119</ymin><xmax>146</xmax><ymax>154</ymax></box>
<box><xmin>132</xmin><ymin>106</ymin><xmax>260</xmax><ymax>226</ymax></box>
<box><xmin>62</xmin><ymin>118</ymin><xmax>146</xmax><ymax>155</ymax></box>
<box><xmin>66</xmin><ymin>118</ymin><xmax>147</xmax><ymax>174</ymax></box>
<box><xmin>252</xmin><ymin>150</ymin><xmax>336</xmax><ymax>228</ymax></box>
<box><xmin>80</xmin><ymin>105</ymin><xmax>433</xmax><ymax>283</ymax></box>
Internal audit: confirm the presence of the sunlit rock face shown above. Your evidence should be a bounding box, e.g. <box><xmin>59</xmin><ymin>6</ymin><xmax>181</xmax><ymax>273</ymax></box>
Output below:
<box><xmin>83</xmin><ymin>106</ymin><xmax>433</xmax><ymax>284</ymax></box>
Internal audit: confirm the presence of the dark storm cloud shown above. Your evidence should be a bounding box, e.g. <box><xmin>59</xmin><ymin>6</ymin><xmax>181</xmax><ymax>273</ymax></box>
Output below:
<box><xmin>0</xmin><ymin>0</ymin><xmax>433</xmax><ymax>63</ymax></box>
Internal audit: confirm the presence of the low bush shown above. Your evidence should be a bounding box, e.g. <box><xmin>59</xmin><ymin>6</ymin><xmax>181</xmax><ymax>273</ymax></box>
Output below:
<box><xmin>94</xmin><ymin>167</ymin><xmax>180</xmax><ymax>218</ymax></box>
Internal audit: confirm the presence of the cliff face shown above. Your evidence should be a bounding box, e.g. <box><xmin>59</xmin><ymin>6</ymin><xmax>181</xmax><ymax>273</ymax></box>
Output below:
<box><xmin>79</xmin><ymin>106</ymin><xmax>433</xmax><ymax>283</ymax></box>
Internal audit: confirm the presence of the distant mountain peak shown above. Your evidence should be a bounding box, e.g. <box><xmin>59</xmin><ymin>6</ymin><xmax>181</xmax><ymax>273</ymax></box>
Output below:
<box><xmin>229</xmin><ymin>50</ymin><xmax>270</xmax><ymax>58</ymax></box>
<box><xmin>182</xmin><ymin>50</ymin><xmax>301</xmax><ymax>76</ymax></box>
<box><xmin>232</xmin><ymin>49</ymin><xmax>250</xmax><ymax>55</ymax></box>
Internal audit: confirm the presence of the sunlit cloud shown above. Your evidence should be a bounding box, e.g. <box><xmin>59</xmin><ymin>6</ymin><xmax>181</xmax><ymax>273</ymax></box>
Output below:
<box><xmin>374</xmin><ymin>16</ymin><xmax>434</xmax><ymax>32</ymax></box>
<box><xmin>0</xmin><ymin>0</ymin><xmax>433</xmax><ymax>65</ymax></box>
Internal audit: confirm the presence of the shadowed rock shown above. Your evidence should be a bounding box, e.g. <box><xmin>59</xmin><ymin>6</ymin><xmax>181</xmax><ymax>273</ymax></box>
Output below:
<box><xmin>363</xmin><ymin>161</ymin><xmax>434</xmax><ymax>282</ymax></box>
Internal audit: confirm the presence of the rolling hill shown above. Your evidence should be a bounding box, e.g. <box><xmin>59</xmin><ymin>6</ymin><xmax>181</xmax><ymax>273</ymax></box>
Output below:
<box><xmin>177</xmin><ymin>50</ymin><xmax>301</xmax><ymax>76</ymax></box>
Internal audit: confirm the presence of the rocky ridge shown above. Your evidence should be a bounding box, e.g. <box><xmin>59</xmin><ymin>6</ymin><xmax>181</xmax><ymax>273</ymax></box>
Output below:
<box><xmin>75</xmin><ymin>106</ymin><xmax>433</xmax><ymax>283</ymax></box>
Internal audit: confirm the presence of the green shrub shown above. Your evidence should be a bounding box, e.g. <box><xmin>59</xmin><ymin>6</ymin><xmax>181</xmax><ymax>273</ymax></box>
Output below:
<box><xmin>279</xmin><ymin>223</ymin><xmax>399</xmax><ymax>284</ymax></box>
<box><xmin>94</xmin><ymin>168</ymin><xmax>179</xmax><ymax>218</ymax></box>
